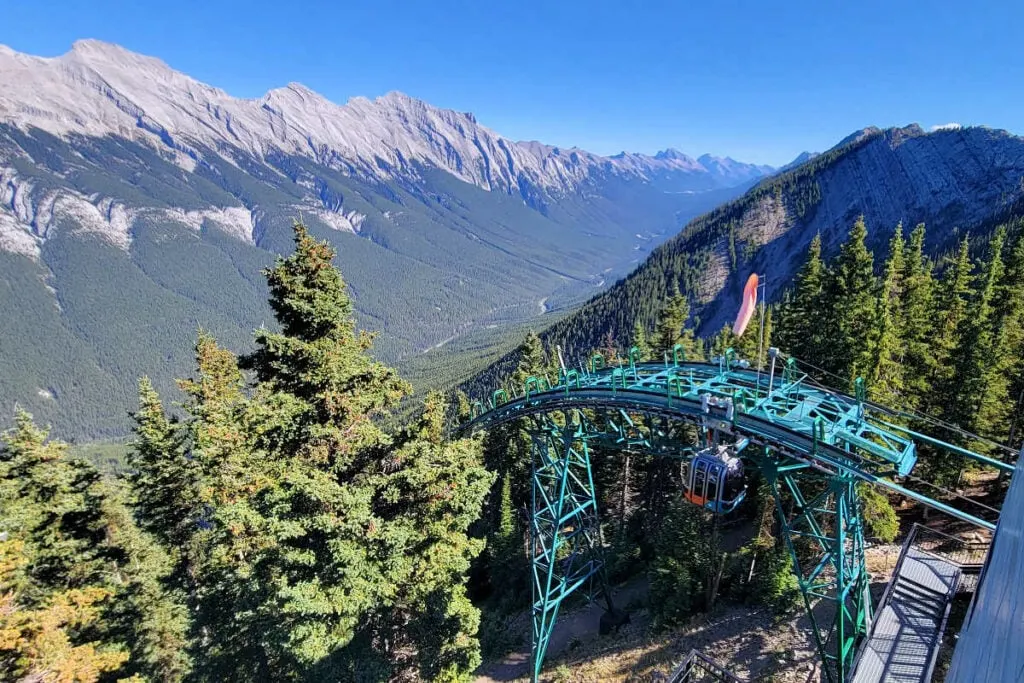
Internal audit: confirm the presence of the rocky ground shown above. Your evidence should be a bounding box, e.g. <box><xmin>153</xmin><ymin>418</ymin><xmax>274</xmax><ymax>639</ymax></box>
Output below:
<box><xmin>475</xmin><ymin>544</ymin><xmax>905</xmax><ymax>683</ymax></box>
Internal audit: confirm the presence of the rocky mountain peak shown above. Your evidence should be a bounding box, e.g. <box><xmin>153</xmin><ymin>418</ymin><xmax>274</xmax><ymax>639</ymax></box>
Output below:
<box><xmin>0</xmin><ymin>41</ymin><xmax>775</xmax><ymax>197</ymax></box>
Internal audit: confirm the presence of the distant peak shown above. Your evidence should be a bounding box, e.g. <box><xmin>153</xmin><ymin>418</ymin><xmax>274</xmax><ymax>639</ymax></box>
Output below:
<box><xmin>66</xmin><ymin>39</ymin><xmax>172</xmax><ymax>72</ymax></box>
<box><xmin>654</xmin><ymin>148</ymin><xmax>693</xmax><ymax>161</ymax></box>
<box><xmin>830</xmin><ymin>126</ymin><xmax>884</xmax><ymax>151</ymax></box>
<box><xmin>698</xmin><ymin>153</ymin><xmax>740</xmax><ymax>164</ymax></box>
<box><xmin>377</xmin><ymin>90</ymin><xmax>426</xmax><ymax>110</ymax></box>
<box><xmin>379</xmin><ymin>90</ymin><xmax>415</xmax><ymax>103</ymax></box>
<box><xmin>70</xmin><ymin>39</ymin><xmax>132</xmax><ymax>58</ymax></box>
<box><xmin>284</xmin><ymin>81</ymin><xmax>316</xmax><ymax>94</ymax></box>
<box><xmin>376</xmin><ymin>90</ymin><xmax>480</xmax><ymax>124</ymax></box>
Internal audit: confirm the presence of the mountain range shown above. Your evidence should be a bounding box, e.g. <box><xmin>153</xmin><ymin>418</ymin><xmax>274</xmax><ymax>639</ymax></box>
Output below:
<box><xmin>463</xmin><ymin>123</ymin><xmax>1024</xmax><ymax>395</ymax></box>
<box><xmin>0</xmin><ymin>40</ymin><xmax>778</xmax><ymax>439</ymax></box>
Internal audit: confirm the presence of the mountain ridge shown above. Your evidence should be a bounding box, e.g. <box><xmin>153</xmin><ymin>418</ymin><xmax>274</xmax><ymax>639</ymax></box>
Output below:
<box><xmin>0</xmin><ymin>39</ymin><xmax>774</xmax><ymax>207</ymax></box>
<box><xmin>460</xmin><ymin>123</ymin><xmax>1024</xmax><ymax>397</ymax></box>
<box><xmin>0</xmin><ymin>39</ymin><xmax>774</xmax><ymax>439</ymax></box>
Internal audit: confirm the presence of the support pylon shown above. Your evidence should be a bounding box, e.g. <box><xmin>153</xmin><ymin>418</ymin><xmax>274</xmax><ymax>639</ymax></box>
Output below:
<box><xmin>528</xmin><ymin>413</ymin><xmax>610</xmax><ymax>682</ymax></box>
<box><xmin>758</xmin><ymin>450</ymin><xmax>871</xmax><ymax>683</ymax></box>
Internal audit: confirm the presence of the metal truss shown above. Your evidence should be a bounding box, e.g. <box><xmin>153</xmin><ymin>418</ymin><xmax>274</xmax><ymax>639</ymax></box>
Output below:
<box><xmin>462</xmin><ymin>349</ymin><xmax>1004</xmax><ymax>682</ymax></box>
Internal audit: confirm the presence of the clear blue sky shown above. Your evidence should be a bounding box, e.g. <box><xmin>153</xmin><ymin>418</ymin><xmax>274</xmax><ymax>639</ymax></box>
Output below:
<box><xmin>3</xmin><ymin>0</ymin><xmax>1022</xmax><ymax>166</ymax></box>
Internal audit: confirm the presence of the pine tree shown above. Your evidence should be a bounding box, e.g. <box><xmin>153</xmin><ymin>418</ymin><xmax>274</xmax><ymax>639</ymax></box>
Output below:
<box><xmin>827</xmin><ymin>217</ymin><xmax>877</xmax><ymax>383</ymax></box>
<box><xmin>776</xmin><ymin>233</ymin><xmax>827</xmax><ymax>367</ymax></box>
<box><xmin>870</xmin><ymin>225</ymin><xmax>906</xmax><ymax>404</ymax></box>
<box><xmin>899</xmin><ymin>224</ymin><xmax>937</xmax><ymax>409</ymax></box>
<box><xmin>653</xmin><ymin>282</ymin><xmax>701</xmax><ymax>361</ymax></box>
<box><xmin>1</xmin><ymin>410</ymin><xmax>190</xmax><ymax>682</ymax></box>
<box><xmin>631</xmin><ymin>320</ymin><xmax>651</xmax><ymax>362</ymax></box>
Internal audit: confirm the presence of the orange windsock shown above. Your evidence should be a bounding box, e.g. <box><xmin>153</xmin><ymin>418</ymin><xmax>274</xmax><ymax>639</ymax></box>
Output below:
<box><xmin>733</xmin><ymin>273</ymin><xmax>759</xmax><ymax>337</ymax></box>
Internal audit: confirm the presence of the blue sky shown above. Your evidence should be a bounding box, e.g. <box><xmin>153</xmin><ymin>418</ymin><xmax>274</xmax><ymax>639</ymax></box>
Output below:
<box><xmin>3</xmin><ymin>0</ymin><xmax>1021</xmax><ymax>166</ymax></box>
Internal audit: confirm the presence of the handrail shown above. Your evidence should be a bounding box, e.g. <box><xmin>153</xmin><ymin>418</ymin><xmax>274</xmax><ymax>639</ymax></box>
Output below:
<box><xmin>491</xmin><ymin>388</ymin><xmax>508</xmax><ymax>408</ymax></box>
<box><xmin>672</xmin><ymin>343</ymin><xmax>686</xmax><ymax>366</ymax></box>
<box><xmin>524</xmin><ymin>376</ymin><xmax>550</xmax><ymax>401</ymax></box>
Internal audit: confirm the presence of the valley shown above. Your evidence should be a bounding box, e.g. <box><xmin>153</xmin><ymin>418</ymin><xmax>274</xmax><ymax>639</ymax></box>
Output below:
<box><xmin>0</xmin><ymin>40</ymin><xmax>772</xmax><ymax>439</ymax></box>
<box><xmin>2</xmin><ymin>20</ymin><xmax>1023</xmax><ymax>683</ymax></box>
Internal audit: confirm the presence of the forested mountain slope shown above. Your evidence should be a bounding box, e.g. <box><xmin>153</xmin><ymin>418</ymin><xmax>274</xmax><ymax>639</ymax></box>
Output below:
<box><xmin>465</xmin><ymin>124</ymin><xmax>1024</xmax><ymax>392</ymax></box>
<box><xmin>0</xmin><ymin>41</ymin><xmax>771</xmax><ymax>439</ymax></box>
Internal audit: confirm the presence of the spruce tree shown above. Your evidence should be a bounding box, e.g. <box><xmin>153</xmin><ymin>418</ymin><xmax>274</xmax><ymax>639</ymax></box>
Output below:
<box><xmin>631</xmin><ymin>320</ymin><xmax>651</xmax><ymax>362</ymax></box>
<box><xmin>870</xmin><ymin>225</ymin><xmax>906</xmax><ymax>404</ymax></box>
<box><xmin>1</xmin><ymin>410</ymin><xmax>190</xmax><ymax>682</ymax></box>
<box><xmin>929</xmin><ymin>237</ymin><xmax>974</xmax><ymax>416</ymax></box>
<box><xmin>487</xmin><ymin>474</ymin><xmax>527</xmax><ymax>610</ymax></box>
<box><xmin>128</xmin><ymin>376</ymin><xmax>195</xmax><ymax>551</ymax></box>
<box><xmin>827</xmin><ymin>217</ymin><xmax>877</xmax><ymax>383</ymax></box>
<box><xmin>899</xmin><ymin>224</ymin><xmax>937</xmax><ymax>409</ymax></box>
<box><xmin>708</xmin><ymin>306</ymin><xmax>771</xmax><ymax>368</ymax></box>
<box><xmin>141</xmin><ymin>222</ymin><xmax>494</xmax><ymax>681</ymax></box>
<box><xmin>995</xmin><ymin>229</ymin><xmax>1024</xmax><ymax>449</ymax></box>
<box><xmin>776</xmin><ymin>233</ymin><xmax>827</xmax><ymax>367</ymax></box>
<box><xmin>190</xmin><ymin>223</ymin><xmax>412</xmax><ymax>678</ymax></box>
<box><xmin>652</xmin><ymin>282</ymin><xmax>701</xmax><ymax>361</ymax></box>
<box><xmin>949</xmin><ymin>229</ymin><xmax>1009</xmax><ymax>445</ymax></box>
<box><xmin>511</xmin><ymin>331</ymin><xmax>549</xmax><ymax>389</ymax></box>
<box><xmin>0</xmin><ymin>537</ymin><xmax>129</xmax><ymax>683</ymax></box>
<box><xmin>364</xmin><ymin>392</ymin><xmax>492</xmax><ymax>681</ymax></box>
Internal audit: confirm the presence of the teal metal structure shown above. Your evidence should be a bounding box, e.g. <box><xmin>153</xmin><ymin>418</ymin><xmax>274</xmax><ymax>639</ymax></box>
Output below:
<box><xmin>527</xmin><ymin>413</ymin><xmax>611</xmax><ymax>677</ymax></box>
<box><xmin>463</xmin><ymin>348</ymin><xmax>1009</xmax><ymax>683</ymax></box>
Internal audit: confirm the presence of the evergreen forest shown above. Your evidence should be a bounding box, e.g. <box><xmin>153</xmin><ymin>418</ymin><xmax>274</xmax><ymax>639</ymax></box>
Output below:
<box><xmin>3</xmin><ymin>211</ymin><xmax>1021</xmax><ymax>682</ymax></box>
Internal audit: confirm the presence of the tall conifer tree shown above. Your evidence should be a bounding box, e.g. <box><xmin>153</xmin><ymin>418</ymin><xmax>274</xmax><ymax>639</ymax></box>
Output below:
<box><xmin>776</xmin><ymin>233</ymin><xmax>826</xmax><ymax>367</ymax></box>
<box><xmin>827</xmin><ymin>216</ymin><xmax>877</xmax><ymax>383</ymax></box>
<box><xmin>899</xmin><ymin>224</ymin><xmax>937</xmax><ymax>408</ymax></box>
<box><xmin>653</xmin><ymin>282</ymin><xmax>701</xmax><ymax>361</ymax></box>
<box><xmin>1</xmin><ymin>411</ymin><xmax>190</xmax><ymax>682</ymax></box>
<box><xmin>871</xmin><ymin>225</ymin><xmax>906</xmax><ymax>404</ymax></box>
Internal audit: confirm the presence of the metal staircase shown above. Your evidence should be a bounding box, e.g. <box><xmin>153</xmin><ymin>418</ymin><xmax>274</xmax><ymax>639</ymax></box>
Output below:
<box><xmin>667</xmin><ymin>650</ymin><xmax>743</xmax><ymax>683</ymax></box>
<box><xmin>850</xmin><ymin>525</ymin><xmax>988</xmax><ymax>683</ymax></box>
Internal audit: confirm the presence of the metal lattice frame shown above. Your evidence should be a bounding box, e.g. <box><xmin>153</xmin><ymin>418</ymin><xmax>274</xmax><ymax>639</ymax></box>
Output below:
<box><xmin>528</xmin><ymin>413</ymin><xmax>611</xmax><ymax>681</ymax></box>
<box><xmin>462</xmin><ymin>352</ymin><xmax>1005</xmax><ymax>682</ymax></box>
<box><xmin>759</xmin><ymin>453</ymin><xmax>870</xmax><ymax>683</ymax></box>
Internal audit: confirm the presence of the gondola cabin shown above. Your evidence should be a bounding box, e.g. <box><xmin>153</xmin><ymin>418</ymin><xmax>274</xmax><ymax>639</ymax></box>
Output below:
<box><xmin>684</xmin><ymin>444</ymin><xmax>747</xmax><ymax>514</ymax></box>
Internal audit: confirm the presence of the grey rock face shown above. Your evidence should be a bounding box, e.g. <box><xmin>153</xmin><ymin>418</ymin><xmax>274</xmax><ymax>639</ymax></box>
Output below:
<box><xmin>0</xmin><ymin>40</ymin><xmax>773</xmax><ymax>210</ymax></box>
<box><xmin>696</xmin><ymin>125</ymin><xmax>1024</xmax><ymax>331</ymax></box>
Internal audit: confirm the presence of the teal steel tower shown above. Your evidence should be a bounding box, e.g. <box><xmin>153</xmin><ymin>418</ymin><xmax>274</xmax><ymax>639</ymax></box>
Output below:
<box><xmin>463</xmin><ymin>347</ymin><xmax>1007</xmax><ymax>682</ymax></box>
